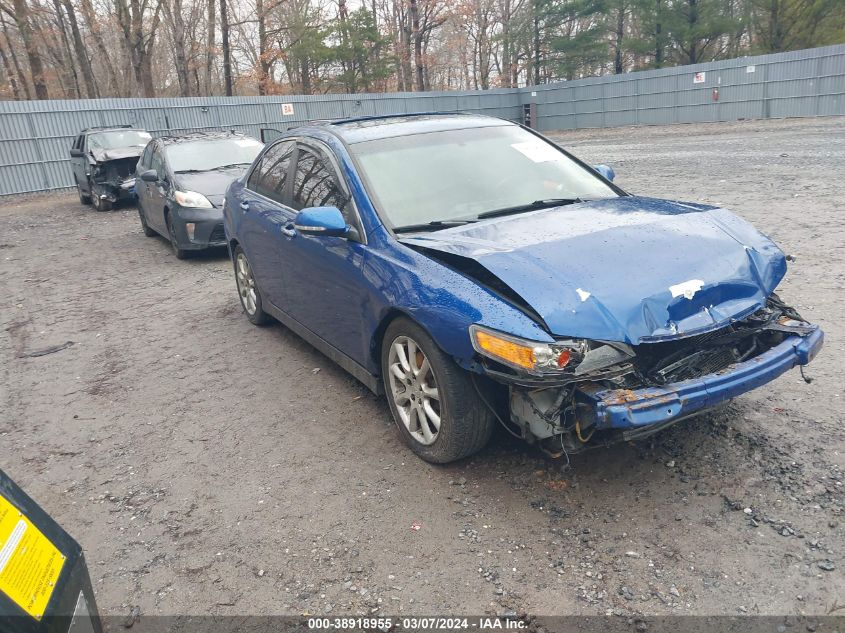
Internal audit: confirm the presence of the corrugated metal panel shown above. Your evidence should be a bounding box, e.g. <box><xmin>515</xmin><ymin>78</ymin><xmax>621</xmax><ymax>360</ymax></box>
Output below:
<box><xmin>1</xmin><ymin>44</ymin><xmax>843</xmax><ymax>196</ymax></box>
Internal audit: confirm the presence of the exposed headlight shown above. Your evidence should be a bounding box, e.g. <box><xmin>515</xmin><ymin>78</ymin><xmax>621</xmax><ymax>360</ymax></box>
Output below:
<box><xmin>174</xmin><ymin>190</ymin><xmax>213</xmax><ymax>208</ymax></box>
<box><xmin>470</xmin><ymin>325</ymin><xmax>586</xmax><ymax>375</ymax></box>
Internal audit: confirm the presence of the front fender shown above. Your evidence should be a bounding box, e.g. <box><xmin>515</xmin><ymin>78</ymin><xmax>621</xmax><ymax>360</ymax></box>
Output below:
<box><xmin>362</xmin><ymin>236</ymin><xmax>553</xmax><ymax>373</ymax></box>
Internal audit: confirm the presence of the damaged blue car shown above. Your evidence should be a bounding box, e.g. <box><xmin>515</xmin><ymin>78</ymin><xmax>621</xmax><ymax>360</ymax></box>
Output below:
<box><xmin>223</xmin><ymin>113</ymin><xmax>823</xmax><ymax>464</ymax></box>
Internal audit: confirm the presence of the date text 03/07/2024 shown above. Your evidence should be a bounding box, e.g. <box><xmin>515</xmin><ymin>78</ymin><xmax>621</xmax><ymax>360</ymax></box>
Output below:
<box><xmin>306</xmin><ymin>616</ymin><xmax>527</xmax><ymax>630</ymax></box>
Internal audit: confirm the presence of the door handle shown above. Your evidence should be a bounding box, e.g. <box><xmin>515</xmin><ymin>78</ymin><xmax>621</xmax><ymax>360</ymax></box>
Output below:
<box><xmin>240</xmin><ymin>201</ymin><xmax>250</xmax><ymax>210</ymax></box>
<box><xmin>280</xmin><ymin>223</ymin><xmax>297</xmax><ymax>238</ymax></box>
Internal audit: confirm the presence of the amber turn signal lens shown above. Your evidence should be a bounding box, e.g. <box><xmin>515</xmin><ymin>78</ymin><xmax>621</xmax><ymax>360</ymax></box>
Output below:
<box><xmin>473</xmin><ymin>329</ymin><xmax>536</xmax><ymax>371</ymax></box>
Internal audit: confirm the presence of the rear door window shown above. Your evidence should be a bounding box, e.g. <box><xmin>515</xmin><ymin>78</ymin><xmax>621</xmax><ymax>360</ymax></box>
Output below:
<box><xmin>247</xmin><ymin>140</ymin><xmax>296</xmax><ymax>205</ymax></box>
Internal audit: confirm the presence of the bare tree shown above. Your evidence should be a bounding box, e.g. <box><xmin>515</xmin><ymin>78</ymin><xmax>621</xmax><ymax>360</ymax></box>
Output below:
<box><xmin>79</xmin><ymin>0</ymin><xmax>120</xmax><ymax>93</ymax></box>
<box><xmin>220</xmin><ymin>0</ymin><xmax>233</xmax><ymax>95</ymax></box>
<box><xmin>162</xmin><ymin>0</ymin><xmax>192</xmax><ymax>96</ymax></box>
<box><xmin>114</xmin><ymin>0</ymin><xmax>163</xmax><ymax>97</ymax></box>
<box><xmin>60</xmin><ymin>0</ymin><xmax>97</xmax><ymax>97</ymax></box>
<box><xmin>1</xmin><ymin>0</ymin><xmax>49</xmax><ymax>98</ymax></box>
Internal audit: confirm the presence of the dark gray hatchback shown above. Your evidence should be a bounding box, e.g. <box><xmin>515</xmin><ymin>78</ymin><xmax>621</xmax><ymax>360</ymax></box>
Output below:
<box><xmin>135</xmin><ymin>131</ymin><xmax>263</xmax><ymax>259</ymax></box>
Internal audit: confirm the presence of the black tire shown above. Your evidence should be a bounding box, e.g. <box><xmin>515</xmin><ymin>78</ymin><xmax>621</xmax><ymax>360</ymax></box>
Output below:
<box><xmin>381</xmin><ymin>317</ymin><xmax>494</xmax><ymax>463</ymax></box>
<box><xmin>232</xmin><ymin>245</ymin><xmax>271</xmax><ymax>325</ymax></box>
<box><xmin>77</xmin><ymin>180</ymin><xmax>92</xmax><ymax>205</ymax></box>
<box><xmin>166</xmin><ymin>214</ymin><xmax>189</xmax><ymax>260</ymax></box>
<box><xmin>138</xmin><ymin>206</ymin><xmax>156</xmax><ymax>237</ymax></box>
<box><xmin>93</xmin><ymin>192</ymin><xmax>112</xmax><ymax>212</ymax></box>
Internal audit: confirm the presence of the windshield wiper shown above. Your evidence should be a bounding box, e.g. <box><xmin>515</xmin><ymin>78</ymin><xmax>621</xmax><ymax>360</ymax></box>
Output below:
<box><xmin>476</xmin><ymin>198</ymin><xmax>583</xmax><ymax>220</ymax></box>
<box><xmin>173</xmin><ymin>169</ymin><xmax>209</xmax><ymax>174</ymax></box>
<box><xmin>213</xmin><ymin>162</ymin><xmax>252</xmax><ymax>170</ymax></box>
<box><xmin>393</xmin><ymin>219</ymin><xmax>477</xmax><ymax>234</ymax></box>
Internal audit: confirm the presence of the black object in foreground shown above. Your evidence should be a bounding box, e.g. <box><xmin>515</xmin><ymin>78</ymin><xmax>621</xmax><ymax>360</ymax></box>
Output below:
<box><xmin>0</xmin><ymin>468</ymin><xmax>103</xmax><ymax>633</ymax></box>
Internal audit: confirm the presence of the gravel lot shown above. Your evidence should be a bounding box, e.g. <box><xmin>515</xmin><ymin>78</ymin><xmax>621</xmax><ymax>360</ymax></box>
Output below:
<box><xmin>1</xmin><ymin>117</ymin><xmax>843</xmax><ymax>620</ymax></box>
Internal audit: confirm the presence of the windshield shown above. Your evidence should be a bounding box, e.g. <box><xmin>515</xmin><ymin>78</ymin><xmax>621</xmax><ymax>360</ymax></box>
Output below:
<box><xmin>165</xmin><ymin>137</ymin><xmax>264</xmax><ymax>173</ymax></box>
<box><xmin>88</xmin><ymin>130</ymin><xmax>151</xmax><ymax>150</ymax></box>
<box><xmin>351</xmin><ymin>125</ymin><xmax>618</xmax><ymax>228</ymax></box>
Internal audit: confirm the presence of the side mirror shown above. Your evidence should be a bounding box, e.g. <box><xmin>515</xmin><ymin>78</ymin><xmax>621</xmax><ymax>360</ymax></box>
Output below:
<box><xmin>140</xmin><ymin>169</ymin><xmax>159</xmax><ymax>182</ymax></box>
<box><xmin>70</xmin><ymin>148</ymin><xmax>84</xmax><ymax>157</ymax></box>
<box><xmin>294</xmin><ymin>206</ymin><xmax>349</xmax><ymax>238</ymax></box>
<box><xmin>593</xmin><ymin>164</ymin><xmax>615</xmax><ymax>182</ymax></box>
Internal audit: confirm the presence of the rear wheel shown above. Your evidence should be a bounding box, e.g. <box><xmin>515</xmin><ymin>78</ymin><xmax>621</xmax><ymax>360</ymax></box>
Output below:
<box><xmin>166</xmin><ymin>214</ymin><xmax>188</xmax><ymax>259</ymax></box>
<box><xmin>381</xmin><ymin>318</ymin><xmax>493</xmax><ymax>463</ymax></box>
<box><xmin>233</xmin><ymin>246</ymin><xmax>271</xmax><ymax>325</ymax></box>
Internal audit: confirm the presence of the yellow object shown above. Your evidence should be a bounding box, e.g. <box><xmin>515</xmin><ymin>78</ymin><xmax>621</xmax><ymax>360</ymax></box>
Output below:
<box><xmin>0</xmin><ymin>494</ymin><xmax>65</xmax><ymax>620</ymax></box>
<box><xmin>474</xmin><ymin>329</ymin><xmax>536</xmax><ymax>370</ymax></box>
<box><xmin>575</xmin><ymin>419</ymin><xmax>595</xmax><ymax>443</ymax></box>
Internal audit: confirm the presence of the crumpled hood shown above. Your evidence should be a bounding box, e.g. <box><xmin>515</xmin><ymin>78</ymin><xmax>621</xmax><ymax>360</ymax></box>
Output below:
<box><xmin>400</xmin><ymin>196</ymin><xmax>787</xmax><ymax>344</ymax></box>
<box><xmin>89</xmin><ymin>146</ymin><xmax>144</xmax><ymax>163</ymax></box>
<box><xmin>174</xmin><ymin>167</ymin><xmax>248</xmax><ymax>208</ymax></box>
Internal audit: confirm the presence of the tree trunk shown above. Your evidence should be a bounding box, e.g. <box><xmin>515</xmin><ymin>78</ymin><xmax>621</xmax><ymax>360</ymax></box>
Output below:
<box><xmin>80</xmin><ymin>0</ymin><xmax>119</xmax><ymax>93</ymax></box>
<box><xmin>501</xmin><ymin>0</ymin><xmax>512</xmax><ymax>88</ymax></box>
<box><xmin>532</xmin><ymin>0</ymin><xmax>540</xmax><ymax>85</ymax></box>
<box><xmin>256</xmin><ymin>0</ymin><xmax>269</xmax><ymax>94</ymax></box>
<box><xmin>60</xmin><ymin>0</ymin><xmax>97</xmax><ymax>97</ymax></box>
<box><xmin>654</xmin><ymin>0</ymin><xmax>663</xmax><ymax>67</ymax></box>
<box><xmin>686</xmin><ymin>0</ymin><xmax>698</xmax><ymax>64</ymax></box>
<box><xmin>614</xmin><ymin>0</ymin><xmax>624</xmax><ymax>74</ymax></box>
<box><xmin>409</xmin><ymin>0</ymin><xmax>424</xmax><ymax>91</ymax></box>
<box><xmin>165</xmin><ymin>0</ymin><xmax>191</xmax><ymax>96</ymax></box>
<box><xmin>220</xmin><ymin>0</ymin><xmax>233</xmax><ymax>95</ymax></box>
<box><xmin>390</xmin><ymin>1</ymin><xmax>405</xmax><ymax>91</ymax></box>
<box><xmin>1</xmin><ymin>13</ymin><xmax>31</xmax><ymax>98</ymax></box>
<box><xmin>11</xmin><ymin>0</ymin><xmax>48</xmax><ymax>98</ymax></box>
<box><xmin>50</xmin><ymin>0</ymin><xmax>83</xmax><ymax>97</ymax></box>
<box><xmin>205</xmin><ymin>0</ymin><xmax>215</xmax><ymax>93</ymax></box>
<box><xmin>0</xmin><ymin>31</ymin><xmax>21</xmax><ymax>98</ymax></box>
<box><xmin>300</xmin><ymin>56</ymin><xmax>311</xmax><ymax>94</ymax></box>
<box><xmin>401</xmin><ymin>22</ymin><xmax>412</xmax><ymax>90</ymax></box>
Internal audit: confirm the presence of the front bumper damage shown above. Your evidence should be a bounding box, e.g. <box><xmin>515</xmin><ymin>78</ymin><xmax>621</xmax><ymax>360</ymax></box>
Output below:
<box><xmin>496</xmin><ymin>297</ymin><xmax>823</xmax><ymax>454</ymax></box>
<box><xmin>88</xmin><ymin>155</ymin><xmax>139</xmax><ymax>205</ymax></box>
<box><xmin>577</xmin><ymin>327</ymin><xmax>823</xmax><ymax>438</ymax></box>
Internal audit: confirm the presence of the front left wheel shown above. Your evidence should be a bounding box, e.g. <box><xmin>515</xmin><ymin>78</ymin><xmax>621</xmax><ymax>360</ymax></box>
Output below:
<box><xmin>92</xmin><ymin>188</ymin><xmax>112</xmax><ymax>212</ymax></box>
<box><xmin>77</xmin><ymin>180</ymin><xmax>92</xmax><ymax>205</ymax></box>
<box><xmin>381</xmin><ymin>317</ymin><xmax>494</xmax><ymax>463</ymax></box>
<box><xmin>166</xmin><ymin>215</ymin><xmax>188</xmax><ymax>259</ymax></box>
<box><xmin>138</xmin><ymin>207</ymin><xmax>156</xmax><ymax>237</ymax></box>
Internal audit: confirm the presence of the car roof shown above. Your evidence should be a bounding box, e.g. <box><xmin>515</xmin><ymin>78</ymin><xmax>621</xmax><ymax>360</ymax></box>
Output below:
<box><xmin>83</xmin><ymin>126</ymin><xmax>146</xmax><ymax>134</ymax></box>
<box><xmin>305</xmin><ymin>113</ymin><xmax>514</xmax><ymax>144</ymax></box>
<box><xmin>157</xmin><ymin>130</ymin><xmax>253</xmax><ymax>145</ymax></box>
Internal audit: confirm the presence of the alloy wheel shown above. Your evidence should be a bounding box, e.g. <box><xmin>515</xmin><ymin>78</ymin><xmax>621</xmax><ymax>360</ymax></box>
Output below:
<box><xmin>235</xmin><ymin>252</ymin><xmax>258</xmax><ymax>315</ymax></box>
<box><xmin>387</xmin><ymin>336</ymin><xmax>441</xmax><ymax>445</ymax></box>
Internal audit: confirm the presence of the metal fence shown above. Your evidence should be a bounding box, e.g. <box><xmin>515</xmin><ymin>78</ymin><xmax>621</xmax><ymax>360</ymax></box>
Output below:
<box><xmin>529</xmin><ymin>43</ymin><xmax>845</xmax><ymax>130</ymax></box>
<box><xmin>1</xmin><ymin>44</ymin><xmax>843</xmax><ymax>197</ymax></box>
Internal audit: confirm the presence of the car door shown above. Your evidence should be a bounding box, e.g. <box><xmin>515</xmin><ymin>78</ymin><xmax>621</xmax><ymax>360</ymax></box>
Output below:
<box><xmin>236</xmin><ymin>140</ymin><xmax>297</xmax><ymax>307</ymax></box>
<box><xmin>146</xmin><ymin>145</ymin><xmax>168</xmax><ymax>231</ymax></box>
<box><xmin>70</xmin><ymin>133</ymin><xmax>87</xmax><ymax>189</ymax></box>
<box><xmin>135</xmin><ymin>142</ymin><xmax>153</xmax><ymax>214</ymax></box>
<box><xmin>277</xmin><ymin>140</ymin><xmax>369</xmax><ymax>361</ymax></box>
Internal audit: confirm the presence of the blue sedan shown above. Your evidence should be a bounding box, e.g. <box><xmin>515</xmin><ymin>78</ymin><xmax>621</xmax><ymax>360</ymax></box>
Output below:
<box><xmin>223</xmin><ymin>113</ymin><xmax>823</xmax><ymax>464</ymax></box>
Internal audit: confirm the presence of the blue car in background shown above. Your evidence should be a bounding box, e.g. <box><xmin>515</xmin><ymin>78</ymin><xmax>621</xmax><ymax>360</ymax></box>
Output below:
<box><xmin>223</xmin><ymin>113</ymin><xmax>823</xmax><ymax>464</ymax></box>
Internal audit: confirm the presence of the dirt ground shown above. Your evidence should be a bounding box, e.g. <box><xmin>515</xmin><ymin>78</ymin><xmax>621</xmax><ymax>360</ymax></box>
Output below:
<box><xmin>1</xmin><ymin>117</ymin><xmax>843</xmax><ymax>620</ymax></box>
